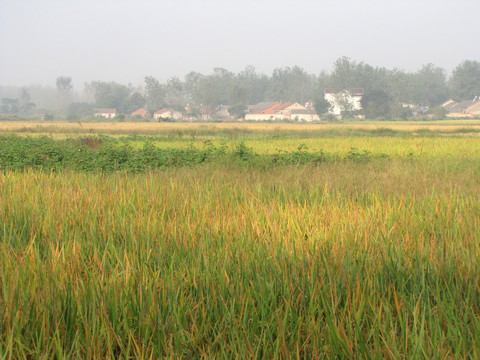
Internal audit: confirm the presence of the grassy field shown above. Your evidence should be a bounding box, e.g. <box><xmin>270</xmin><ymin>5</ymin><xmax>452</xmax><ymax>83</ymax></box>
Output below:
<box><xmin>1</xmin><ymin>121</ymin><xmax>480</xmax><ymax>358</ymax></box>
<box><xmin>1</xmin><ymin>119</ymin><xmax>480</xmax><ymax>136</ymax></box>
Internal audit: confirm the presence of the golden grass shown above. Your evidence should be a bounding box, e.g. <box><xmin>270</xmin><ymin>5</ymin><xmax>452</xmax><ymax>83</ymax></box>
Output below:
<box><xmin>1</xmin><ymin>120</ymin><xmax>480</xmax><ymax>134</ymax></box>
<box><xmin>1</xmin><ymin>164</ymin><xmax>480</xmax><ymax>358</ymax></box>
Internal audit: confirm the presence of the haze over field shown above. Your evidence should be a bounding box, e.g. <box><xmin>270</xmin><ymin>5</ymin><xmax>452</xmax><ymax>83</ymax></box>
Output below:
<box><xmin>1</xmin><ymin>0</ymin><xmax>479</xmax><ymax>88</ymax></box>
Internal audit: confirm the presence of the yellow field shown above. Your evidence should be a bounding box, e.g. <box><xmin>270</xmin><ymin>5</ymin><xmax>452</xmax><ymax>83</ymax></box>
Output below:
<box><xmin>2</xmin><ymin>120</ymin><xmax>480</xmax><ymax>358</ymax></box>
<box><xmin>1</xmin><ymin>119</ymin><xmax>480</xmax><ymax>135</ymax></box>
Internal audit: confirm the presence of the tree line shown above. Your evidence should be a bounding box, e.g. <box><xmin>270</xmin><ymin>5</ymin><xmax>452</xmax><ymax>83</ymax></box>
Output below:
<box><xmin>2</xmin><ymin>58</ymin><xmax>480</xmax><ymax>120</ymax></box>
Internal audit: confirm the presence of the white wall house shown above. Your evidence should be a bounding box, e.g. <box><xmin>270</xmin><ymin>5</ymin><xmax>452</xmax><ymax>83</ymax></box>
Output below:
<box><xmin>245</xmin><ymin>102</ymin><xmax>319</xmax><ymax>121</ymax></box>
<box><xmin>94</xmin><ymin>108</ymin><xmax>116</xmax><ymax>118</ymax></box>
<box><xmin>290</xmin><ymin>109</ymin><xmax>320</xmax><ymax>122</ymax></box>
<box><xmin>324</xmin><ymin>89</ymin><xmax>364</xmax><ymax>116</ymax></box>
<box><xmin>154</xmin><ymin>108</ymin><xmax>183</xmax><ymax>120</ymax></box>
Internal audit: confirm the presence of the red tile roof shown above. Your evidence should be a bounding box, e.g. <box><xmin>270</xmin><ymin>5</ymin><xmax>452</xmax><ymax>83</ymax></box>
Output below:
<box><xmin>131</xmin><ymin>108</ymin><xmax>147</xmax><ymax>117</ymax></box>
<box><xmin>275</xmin><ymin>102</ymin><xmax>295</xmax><ymax>110</ymax></box>
<box><xmin>251</xmin><ymin>102</ymin><xmax>298</xmax><ymax>114</ymax></box>
<box><xmin>250</xmin><ymin>102</ymin><xmax>280</xmax><ymax>114</ymax></box>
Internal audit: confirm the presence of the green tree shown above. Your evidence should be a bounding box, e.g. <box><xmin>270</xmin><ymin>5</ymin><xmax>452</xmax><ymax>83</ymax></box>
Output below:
<box><xmin>313</xmin><ymin>97</ymin><xmax>331</xmax><ymax>115</ymax></box>
<box><xmin>67</xmin><ymin>102</ymin><xmax>94</xmax><ymax>118</ymax></box>
<box><xmin>449</xmin><ymin>60</ymin><xmax>480</xmax><ymax>100</ymax></box>
<box><xmin>313</xmin><ymin>71</ymin><xmax>332</xmax><ymax>115</ymax></box>
<box><xmin>267</xmin><ymin>66</ymin><xmax>314</xmax><ymax>103</ymax></box>
<box><xmin>334</xmin><ymin>90</ymin><xmax>356</xmax><ymax>118</ymax></box>
<box><xmin>165</xmin><ymin>77</ymin><xmax>186</xmax><ymax>110</ymax></box>
<box><xmin>184</xmin><ymin>71</ymin><xmax>204</xmax><ymax>106</ymax></box>
<box><xmin>361</xmin><ymin>89</ymin><xmax>394</xmax><ymax>119</ymax></box>
<box><xmin>125</xmin><ymin>92</ymin><xmax>146</xmax><ymax>114</ymax></box>
<box><xmin>195</xmin><ymin>68</ymin><xmax>235</xmax><ymax>110</ymax></box>
<box><xmin>144</xmin><ymin>76</ymin><xmax>166</xmax><ymax>112</ymax></box>
<box><xmin>1</xmin><ymin>98</ymin><xmax>20</xmax><ymax>114</ymax></box>
<box><xmin>87</xmin><ymin>81</ymin><xmax>132</xmax><ymax>113</ymax></box>
<box><xmin>56</xmin><ymin>76</ymin><xmax>73</xmax><ymax>108</ymax></box>
<box><xmin>412</xmin><ymin>64</ymin><xmax>449</xmax><ymax>106</ymax></box>
<box><xmin>228</xmin><ymin>104</ymin><xmax>247</xmax><ymax>119</ymax></box>
<box><xmin>237</xmin><ymin>65</ymin><xmax>269</xmax><ymax>104</ymax></box>
<box><xmin>19</xmin><ymin>88</ymin><xmax>35</xmax><ymax>114</ymax></box>
<box><xmin>329</xmin><ymin>57</ymin><xmax>359</xmax><ymax>90</ymax></box>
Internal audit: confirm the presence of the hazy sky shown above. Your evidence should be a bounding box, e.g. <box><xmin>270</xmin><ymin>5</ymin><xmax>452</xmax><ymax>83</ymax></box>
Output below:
<box><xmin>1</xmin><ymin>0</ymin><xmax>479</xmax><ymax>88</ymax></box>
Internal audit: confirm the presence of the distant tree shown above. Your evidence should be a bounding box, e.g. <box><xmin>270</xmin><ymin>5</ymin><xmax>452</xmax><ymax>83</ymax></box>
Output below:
<box><xmin>426</xmin><ymin>105</ymin><xmax>448</xmax><ymax>119</ymax></box>
<box><xmin>125</xmin><ymin>92</ymin><xmax>146</xmax><ymax>114</ymax></box>
<box><xmin>312</xmin><ymin>71</ymin><xmax>332</xmax><ymax>115</ymax></box>
<box><xmin>186</xmin><ymin>106</ymin><xmax>201</xmax><ymax>119</ymax></box>
<box><xmin>449</xmin><ymin>60</ymin><xmax>480</xmax><ymax>100</ymax></box>
<box><xmin>361</xmin><ymin>89</ymin><xmax>394</xmax><ymax>119</ymax></box>
<box><xmin>334</xmin><ymin>90</ymin><xmax>356</xmax><ymax>118</ymax></box>
<box><xmin>184</xmin><ymin>71</ymin><xmax>204</xmax><ymax>106</ymax></box>
<box><xmin>237</xmin><ymin>65</ymin><xmax>269</xmax><ymax>104</ymax></box>
<box><xmin>165</xmin><ymin>77</ymin><xmax>186</xmax><ymax>110</ymax></box>
<box><xmin>229</xmin><ymin>84</ymin><xmax>248</xmax><ymax>106</ymax></box>
<box><xmin>329</xmin><ymin>57</ymin><xmax>361</xmax><ymax>90</ymax></box>
<box><xmin>228</xmin><ymin>104</ymin><xmax>247</xmax><ymax>119</ymax></box>
<box><xmin>19</xmin><ymin>88</ymin><xmax>35</xmax><ymax>114</ymax></box>
<box><xmin>388</xmin><ymin>69</ymin><xmax>415</xmax><ymax>105</ymax></box>
<box><xmin>144</xmin><ymin>76</ymin><xmax>166</xmax><ymax>112</ymax></box>
<box><xmin>1</xmin><ymin>98</ymin><xmax>20</xmax><ymax>114</ymax></box>
<box><xmin>87</xmin><ymin>81</ymin><xmax>132</xmax><ymax>113</ymax></box>
<box><xmin>56</xmin><ymin>76</ymin><xmax>73</xmax><ymax>108</ymax></box>
<box><xmin>313</xmin><ymin>97</ymin><xmax>331</xmax><ymax>115</ymax></box>
<box><xmin>267</xmin><ymin>66</ymin><xmax>314</xmax><ymax>103</ymax></box>
<box><xmin>412</xmin><ymin>64</ymin><xmax>449</xmax><ymax>106</ymax></box>
<box><xmin>194</xmin><ymin>68</ymin><xmax>235</xmax><ymax>108</ymax></box>
<box><xmin>67</xmin><ymin>102</ymin><xmax>94</xmax><ymax>118</ymax></box>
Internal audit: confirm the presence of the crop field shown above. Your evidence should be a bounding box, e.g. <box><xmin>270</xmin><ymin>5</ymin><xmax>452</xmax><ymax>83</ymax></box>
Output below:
<box><xmin>1</xmin><ymin>121</ymin><xmax>480</xmax><ymax>358</ymax></box>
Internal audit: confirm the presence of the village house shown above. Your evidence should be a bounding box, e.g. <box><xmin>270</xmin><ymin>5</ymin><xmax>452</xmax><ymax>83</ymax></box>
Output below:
<box><xmin>324</xmin><ymin>88</ymin><xmax>364</xmax><ymax>116</ymax></box>
<box><xmin>245</xmin><ymin>102</ymin><xmax>283</xmax><ymax>121</ymax></box>
<box><xmin>214</xmin><ymin>105</ymin><xmax>235</xmax><ymax>120</ymax></box>
<box><xmin>153</xmin><ymin>108</ymin><xmax>183</xmax><ymax>121</ymax></box>
<box><xmin>245</xmin><ymin>102</ymin><xmax>319</xmax><ymax>121</ymax></box>
<box><xmin>442</xmin><ymin>99</ymin><xmax>458</xmax><ymax>112</ymax></box>
<box><xmin>247</xmin><ymin>102</ymin><xmax>278</xmax><ymax>114</ymax></box>
<box><xmin>131</xmin><ymin>108</ymin><xmax>148</xmax><ymax>118</ymax></box>
<box><xmin>466</xmin><ymin>100</ymin><xmax>480</xmax><ymax>117</ymax></box>
<box><xmin>94</xmin><ymin>108</ymin><xmax>116</xmax><ymax>119</ymax></box>
<box><xmin>194</xmin><ymin>105</ymin><xmax>235</xmax><ymax>120</ymax></box>
<box><xmin>290</xmin><ymin>109</ymin><xmax>321</xmax><ymax>122</ymax></box>
<box><xmin>443</xmin><ymin>97</ymin><xmax>480</xmax><ymax>118</ymax></box>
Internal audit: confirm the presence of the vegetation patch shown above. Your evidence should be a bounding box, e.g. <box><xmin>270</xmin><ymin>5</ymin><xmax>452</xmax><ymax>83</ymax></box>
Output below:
<box><xmin>0</xmin><ymin>135</ymin><xmax>393</xmax><ymax>172</ymax></box>
<box><xmin>1</xmin><ymin>124</ymin><xmax>480</xmax><ymax>358</ymax></box>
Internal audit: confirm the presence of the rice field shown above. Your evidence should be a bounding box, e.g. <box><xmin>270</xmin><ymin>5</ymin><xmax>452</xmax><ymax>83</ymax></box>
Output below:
<box><xmin>1</xmin><ymin>122</ymin><xmax>480</xmax><ymax>358</ymax></box>
<box><xmin>2</xmin><ymin>119</ymin><xmax>480</xmax><ymax>136</ymax></box>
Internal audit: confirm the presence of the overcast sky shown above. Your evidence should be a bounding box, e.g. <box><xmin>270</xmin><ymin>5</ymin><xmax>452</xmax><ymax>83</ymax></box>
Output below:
<box><xmin>1</xmin><ymin>0</ymin><xmax>479</xmax><ymax>88</ymax></box>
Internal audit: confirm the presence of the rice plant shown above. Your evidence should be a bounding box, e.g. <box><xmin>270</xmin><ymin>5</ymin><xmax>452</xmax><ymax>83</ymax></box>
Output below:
<box><xmin>0</xmin><ymin>159</ymin><xmax>479</xmax><ymax>358</ymax></box>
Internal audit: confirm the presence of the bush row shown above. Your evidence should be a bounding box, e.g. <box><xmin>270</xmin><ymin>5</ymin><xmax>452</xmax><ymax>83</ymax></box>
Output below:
<box><xmin>0</xmin><ymin>135</ymin><xmax>384</xmax><ymax>172</ymax></box>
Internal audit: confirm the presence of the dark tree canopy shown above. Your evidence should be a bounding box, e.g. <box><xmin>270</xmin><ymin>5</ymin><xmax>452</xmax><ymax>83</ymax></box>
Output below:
<box><xmin>449</xmin><ymin>60</ymin><xmax>480</xmax><ymax>101</ymax></box>
<box><xmin>6</xmin><ymin>57</ymin><xmax>478</xmax><ymax>119</ymax></box>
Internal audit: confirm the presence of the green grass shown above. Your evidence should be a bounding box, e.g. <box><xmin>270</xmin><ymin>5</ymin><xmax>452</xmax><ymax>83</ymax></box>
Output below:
<box><xmin>1</xmin><ymin>124</ymin><xmax>480</xmax><ymax>358</ymax></box>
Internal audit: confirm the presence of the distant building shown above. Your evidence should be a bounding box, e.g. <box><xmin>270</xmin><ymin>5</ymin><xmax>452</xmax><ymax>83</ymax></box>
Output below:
<box><xmin>94</xmin><ymin>108</ymin><xmax>116</xmax><ymax>119</ymax></box>
<box><xmin>245</xmin><ymin>102</ymin><xmax>319</xmax><ymax>121</ymax></box>
<box><xmin>154</xmin><ymin>108</ymin><xmax>183</xmax><ymax>120</ymax></box>
<box><xmin>247</xmin><ymin>102</ymin><xmax>278</xmax><ymax>113</ymax></box>
<box><xmin>131</xmin><ymin>108</ymin><xmax>148</xmax><ymax>118</ymax></box>
<box><xmin>444</xmin><ymin>98</ymin><xmax>480</xmax><ymax>118</ymax></box>
<box><xmin>214</xmin><ymin>105</ymin><xmax>235</xmax><ymax>120</ymax></box>
<box><xmin>466</xmin><ymin>100</ymin><xmax>480</xmax><ymax>116</ymax></box>
<box><xmin>324</xmin><ymin>88</ymin><xmax>364</xmax><ymax>116</ymax></box>
<box><xmin>290</xmin><ymin>109</ymin><xmax>321</xmax><ymax>122</ymax></box>
<box><xmin>442</xmin><ymin>99</ymin><xmax>458</xmax><ymax>112</ymax></box>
